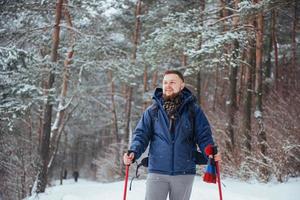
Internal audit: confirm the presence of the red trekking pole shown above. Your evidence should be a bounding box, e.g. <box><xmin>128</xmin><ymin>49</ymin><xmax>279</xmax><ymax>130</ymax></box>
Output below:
<box><xmin>123</xmin><ymin>165</ymin><xmax>130</xmax><ymax>200</ymax></box>
<box><xmin>215</xmin><ymin>161</ymin><xmax>223</xmax><ymax>200</ymax></box>
<box><xmin>203</xmin><ymin>145</ymin><xmax>223</xmax><ymax>200</ymax></box>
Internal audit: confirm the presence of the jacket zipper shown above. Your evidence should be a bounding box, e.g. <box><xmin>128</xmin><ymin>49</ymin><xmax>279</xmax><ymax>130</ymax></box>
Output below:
<box><xmin>170</xmin><ymin>115</ymin><xmax>175</xmax><ymax>175</ymax></box>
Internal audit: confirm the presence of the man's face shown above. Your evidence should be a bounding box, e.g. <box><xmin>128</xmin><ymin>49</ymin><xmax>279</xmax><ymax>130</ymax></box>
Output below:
<box><xmin>163</xmin><ymin>73</ymin><xmax>185</xmax><ymax>97</ymax></box>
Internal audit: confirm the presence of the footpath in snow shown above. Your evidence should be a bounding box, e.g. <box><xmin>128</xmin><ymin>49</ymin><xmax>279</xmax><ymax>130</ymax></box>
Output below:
<box><xmin>26</xmin><ymin>176</ymin><xmax>300</xmax><ymax>200</ymax></box>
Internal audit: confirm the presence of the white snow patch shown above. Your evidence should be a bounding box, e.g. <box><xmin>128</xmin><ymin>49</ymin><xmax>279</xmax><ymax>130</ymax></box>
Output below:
<box><xmin>24</xmin><ymin>177</ymin><xmax>300</xmax><ymax>200</ymax></box>
<box><xmin>254</xmin><ymin>110</ymin><xmax>262</xmax><ymax>118</ymax></box>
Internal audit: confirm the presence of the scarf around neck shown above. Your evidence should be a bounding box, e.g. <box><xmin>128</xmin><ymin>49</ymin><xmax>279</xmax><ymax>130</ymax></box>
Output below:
<box><xmin>163</xmin><ymin>92</ymin><xmax>183</xmax><ymax>118</ymax></box>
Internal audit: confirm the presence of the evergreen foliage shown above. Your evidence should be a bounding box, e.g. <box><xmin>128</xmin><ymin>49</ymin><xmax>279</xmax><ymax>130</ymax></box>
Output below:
<box><xmin>0</xmin><ymin>0</ymin><xmax>299</xmax><ymax>199</ymax></box>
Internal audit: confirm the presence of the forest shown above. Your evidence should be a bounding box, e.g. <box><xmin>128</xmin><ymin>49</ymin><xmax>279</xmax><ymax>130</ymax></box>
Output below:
<box><xmin>0</xmin><ymin>0</ymin><xmax>299</xmax><ymax>199</ymax></box>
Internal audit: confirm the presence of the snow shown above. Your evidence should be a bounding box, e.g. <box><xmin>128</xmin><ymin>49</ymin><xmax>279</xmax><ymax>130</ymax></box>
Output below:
<box><xmin>254</xmin><ymin>110</ymin><xmax>262</xmax><ymax>118</ymax></box>
<box><xmin>97</xmin><ymin>0</ymin><xmax>122</xmax><ymax>19</ymax></box>
<box><xmin>86</xmin><ymin>6</ymin><xmax>99</xmax><ymax>18</ymax></box>
<box><xmin>109</xmin><ymin>33</ymin><xmax>126</xmax><ymax>43</ymax></box>
<box><xmin>102</xmin><ymin>7</ymin><xmax>119</xmax><ymax>18</ymax></box>
<box><xmin>25</xmin><ymin>177</ymin><xmax>300</xmax><ymax>200</ymax></box>
<box><xmin>78</xmin><ymin>17</ymin><xmax>92</xmax><ymax>27</ymax></box>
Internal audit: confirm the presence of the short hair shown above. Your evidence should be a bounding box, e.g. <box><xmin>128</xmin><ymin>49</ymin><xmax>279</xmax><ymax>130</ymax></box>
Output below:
<box><xmin>163</xmin><ymin>70</ymin><xmax>184</xmax><ymax>82</ymax></box>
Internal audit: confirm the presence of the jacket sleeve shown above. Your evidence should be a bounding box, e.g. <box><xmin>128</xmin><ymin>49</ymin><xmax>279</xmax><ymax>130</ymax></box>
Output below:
<box><xmin>194</xmin><ymin>105</ymin><xmax>214</xmax><ymax>154</ymax></box>
<box><xmin>129</xmin><ymin>108</ymin><xmax>153</xmax><ymax>160</ymax></box>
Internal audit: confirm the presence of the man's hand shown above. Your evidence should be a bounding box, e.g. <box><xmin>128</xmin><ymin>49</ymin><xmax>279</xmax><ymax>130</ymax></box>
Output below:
<box><xmin>123</xmin><ymin>151</ymin><xmax>135</xmax><ymax>165</ymax></box>
<box><xmin>214</xmin><ymin>153</ymin><xmax>222</xmax><ymax>162</ymax></box>
<box><xmin>205</xmin><ymin>144</ymin><xmax>222</xmax><ymax>162</ymax></box>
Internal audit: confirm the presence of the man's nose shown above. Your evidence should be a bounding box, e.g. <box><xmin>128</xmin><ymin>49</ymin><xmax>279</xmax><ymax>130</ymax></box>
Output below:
<box><xmin>165</xmin><ymin>83</ymin><xmax>171</xmax><ymax>87</ymax></box>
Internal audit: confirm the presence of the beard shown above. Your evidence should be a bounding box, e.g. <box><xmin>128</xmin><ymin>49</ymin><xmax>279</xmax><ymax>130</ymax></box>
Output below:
<box><xmin>163</xmin><ymin>91</ymin><xmax>182</xmax><ymax>101</ymax></box>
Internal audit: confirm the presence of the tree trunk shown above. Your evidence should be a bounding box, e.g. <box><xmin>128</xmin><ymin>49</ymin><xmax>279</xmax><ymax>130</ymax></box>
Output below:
<box><xmin>265</xmin><ymin>12</ymin><xmax>273</xmax><ymax>94</ymax></box>
<box><xmin>220</xmin><ymin>0</ymin><xmax>228</xmax><ymax>31</ymax></box>
<box><xmin>38</xmin><ymin>104</ymin><xmax>43</xmax><ymax>152</ymax></box>
<box><xmin>152</xmin><ymin>70</ymin><xmax>158</xmax><ymax>89</ymax></box>
<box><xmin>200</xmin><ymin>0</ymin><xmax>205</xmax><ymax>11</ymax></box>
<box><xmin>237</xmin><ymin>58</ymin><xmax>245</xmax><ymax>107</ymax></box>
<box><xmin>181</xmin><ymin>54</ymin><xmax>187</xmax><ymax>66</ymax></box>
<box><xmin>242</xmin><ymin>46</ymin><xmax>255</xmax><ymax>155</ymax></box>
<box><xmin>225</xmin><ymin>0</ymin><xmax>239</xmax><ymax>153</ymax></box>
<box><xmin>108</xmin><ymin>70</ymin><xmax>119</xmax><ymax>143</ymax></box>
<box><xmin>196</xmin><ymin>0</ymin><xmax>205</xmax><ymax>106</ymax></box>
<box><xmin>126</xmin><ymin>0</ymin><xmax>142</xmax><ymax>144</ymax></box>
<box><xmin>197</xmin><ymin>71</ymin><xmax>201</xmax><ymax>105</ymax></box>
<box><xmin>291</xmin><ymin>0</ymin><xmax>298</xmax><ymax>89</ymax></box>
<box><xmin>125</xmin><ymin>86</ymin><xmax>133</xmax><ymax>148</ymax></box>
<box><xmin>225</xmin><ymin>57</ymin><xmax>238</xmax><ymax>152</ymax></box>
<box><xmin>120</xmin><ymin>0</ymin><xmax>142</xmax><ymax>175</ymax></box>
<box><xmin>60</xmin><ymin>131</ymin><xmax>68</xmax><ymax>185</ymax></box>
<box><xmin>21</xmin><ymin>155</ymin><xmax>26</xmax><ymax>199</ymax></box>
<box><xmin>272</xmin><ymin>9</ymin><xmax>279</xmax><ymax>90</ymax></box>
<box><xmin>212</xmin><ymin>68</ymin><xmax>219</xmax><ymax>111</ymax></box>
<box><xmin>143</xmin><ymin>66</ymin><xmax>148</xmax><ymax>110</ymax></box>
<box><xmin>254</xmin><ymin>0</ymin><xmax>269</xmax><ymax>181</ymax></box>
<box><xmin>107</xmin><ymin>69</ymin><xmax>122</xmax><ymax>174</ymax></box>
<box><xmin>36</xmin><ymin>0</ymin><xmax>63</xmax><ymax>193</ymax></box>
<box><xmin>133</xmin><ymin>1</ymin><xmax>148</xmax><ymax>111</ymax></box>
<box><xmin>218</xmin><ymin>0</ymin><xmax>229</xmax><ymax>110</ymax></box>
<box><xmin>49</xmin><ymin>0</ymin><xmax>75</xmax><ymax>169</ymax></box>
<box><xmin>72</xmin><ymin>138</ymin><xmax>79</xmax><ymax>172</ymax></box>
<box><xmin>132</xmin><ymin>0</ymin><xmax>142</xmax><ymax>61</ymax></box>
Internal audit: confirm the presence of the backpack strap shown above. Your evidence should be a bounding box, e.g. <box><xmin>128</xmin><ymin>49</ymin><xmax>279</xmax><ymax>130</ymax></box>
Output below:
<box><xmin>188</xmin><ymin>101</ymin><xmax>208</xmax><ymax>165</ymax></box>
<box><xmin>149</xmin><ymin>102</ymin><xmax>158</xmax><ymax>119</ymax></box>
<box><xmin>186</xmin><ymin>102</ymin><xmax>196</xmax><ymax>143</ymax></box>
<box><xmin>149</xmin><ymin>102</ymin><xmax>159</xmax><ymax>132</ymax></box>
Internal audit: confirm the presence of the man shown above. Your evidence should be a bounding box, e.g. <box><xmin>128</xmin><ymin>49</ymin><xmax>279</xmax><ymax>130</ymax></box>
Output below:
<box><xmin>123</xmin><ymin>70</ymin><xmax>220</xmax><ymax>200</ymax></box>
<box><xmin>73</xmin><ymin>171</ymin><xmax>79</xmax><ymax>182</ymax></box>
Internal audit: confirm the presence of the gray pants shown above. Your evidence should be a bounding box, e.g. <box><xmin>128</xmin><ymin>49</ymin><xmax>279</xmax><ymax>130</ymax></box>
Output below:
<box><xmin>145</xmin><ymin>173</ymin><xmax>195</xmax><ymax>200</ymax></box>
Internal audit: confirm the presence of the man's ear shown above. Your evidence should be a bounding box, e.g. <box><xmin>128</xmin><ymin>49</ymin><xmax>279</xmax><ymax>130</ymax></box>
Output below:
<box><xmin>181</xmin><ymin>82</ymin><xmax>185</xmax><ymax>90</ymax></box>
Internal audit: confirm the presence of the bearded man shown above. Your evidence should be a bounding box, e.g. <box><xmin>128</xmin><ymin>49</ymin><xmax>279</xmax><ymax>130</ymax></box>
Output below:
<box><xmin>123</xmin><ymin>70</ymin><xmax>220</xmax><ymax>200</ymax></box>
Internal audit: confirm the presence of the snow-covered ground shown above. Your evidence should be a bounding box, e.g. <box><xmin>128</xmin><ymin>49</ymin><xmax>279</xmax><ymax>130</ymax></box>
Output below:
<box><xmin>25</xmin><ymin>177</ymin><xmax>300</xmax><ymax>200</ymax></box>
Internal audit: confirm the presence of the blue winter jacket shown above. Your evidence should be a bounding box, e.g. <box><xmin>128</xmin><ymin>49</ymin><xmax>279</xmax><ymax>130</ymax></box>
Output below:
<box><xmin>130</xmin><ymin>87</ymin><xmax>214</xmax><ymax>175</ymax></box>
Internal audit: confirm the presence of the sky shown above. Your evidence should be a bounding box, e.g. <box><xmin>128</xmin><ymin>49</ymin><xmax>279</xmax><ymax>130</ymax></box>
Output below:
<box><xmin>25</xmin><ymin>176</ymin><xmax>300</xmax><ymax>200</ymax></box>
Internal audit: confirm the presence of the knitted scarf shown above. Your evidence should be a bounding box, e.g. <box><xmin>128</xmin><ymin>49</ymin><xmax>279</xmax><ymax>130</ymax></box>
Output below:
<box><xmin>163</xmin><ymin>92</ymin><xmax>183</xmax><ymax>118</ymax></box>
